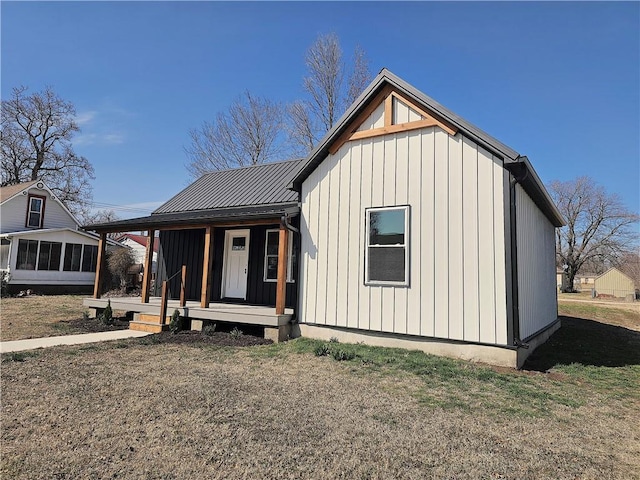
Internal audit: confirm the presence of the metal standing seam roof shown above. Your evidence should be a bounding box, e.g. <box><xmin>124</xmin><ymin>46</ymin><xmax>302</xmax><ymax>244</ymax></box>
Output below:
<box><xmin>154</xmin><ymin>159</ymin><xmax>302</xmax><ymax>214</ymax></box>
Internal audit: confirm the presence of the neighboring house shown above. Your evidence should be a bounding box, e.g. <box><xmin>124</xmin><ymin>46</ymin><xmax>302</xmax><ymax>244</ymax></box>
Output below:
<box><xmin>85</xmin><ymin>69</ymin><xmax>565</xmax><ymax>368</ymax></box>
<box><xmin>557</xmin><ymin>270</ymin><xmax>569</xmax><ymax>292</ymax></box>
<box><xmin>574</xmin><ymin>272</ymin><xmax>597</xmax><ymax>290</ymax></box>
<box><xmin>556</xmin><ymin>270</ymin><xmax>597</xmax><ymax>292</ymax></box>
<box><xmin>0</xmin><ymin>180</ymin><xmax>119</xmax><ymax>294</ymax></box>
<box><xmin>594</xmin><ymin>268</ymin><xmax>637</xmax><ymax>299</ymax></box>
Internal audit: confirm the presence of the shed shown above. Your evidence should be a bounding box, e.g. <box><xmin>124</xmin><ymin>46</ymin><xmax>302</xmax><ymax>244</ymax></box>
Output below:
<box><xmin>292</xmin><ymin>69</ymin><xmax>565</xmax><ymax>368</ymax></box>
<box><xmin>594</xmin><ymin>268</ymin><xmax>636</xmax><ymax>299</ymax></box>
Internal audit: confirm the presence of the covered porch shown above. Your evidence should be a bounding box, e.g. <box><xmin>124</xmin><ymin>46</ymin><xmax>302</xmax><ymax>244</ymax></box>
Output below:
<box><xmin>84</xmin><ymin>203</ymin><xmax>300</xmax><ymax>341</ymax></box>
<box><xmin>83</xmin><ymin>296</ymin><xmax>294</xmax><ymax>341</ymax></box>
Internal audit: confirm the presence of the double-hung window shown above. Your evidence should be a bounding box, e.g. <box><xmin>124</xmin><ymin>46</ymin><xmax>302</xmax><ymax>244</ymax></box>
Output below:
<box><xmin>26</xmin><ymin>195</ymin><xmax>45</xmax><ymax>228</ymax></box>
<box><xmin>263</xmin><ymin>230</ymin><xmax>295</xmax><ymax>282</ymax></box>
<box><xmin>365</xmin><ymin>206</ymin><xmax>410</xmax><ymax>286</ymax></box>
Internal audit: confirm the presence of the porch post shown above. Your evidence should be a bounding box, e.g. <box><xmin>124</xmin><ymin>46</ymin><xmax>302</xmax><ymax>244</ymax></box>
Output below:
<box><xmin>141</xmin><ymin>229</ymin><xmax>155</xmax><ymax>304</ymax></box>
<box><xmin>201</xmin><ymin>226</ymin><xmax>214</xmax><ymax>308</ymax></box>
<box><xmin>93</xmin><ymin>232</ymin><xmax>107</xmax><ymax>299</ymax></box>
<box><xmin>275</xmin><ymin>223</ymin><xmax>288</xmax><ymax>315</ymax></box>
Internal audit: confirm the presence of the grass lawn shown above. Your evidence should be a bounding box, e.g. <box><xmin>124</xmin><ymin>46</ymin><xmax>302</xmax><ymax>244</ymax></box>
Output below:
<box><xmin>1</xmin><ymin>301</ymin><xmax>639</xmax><ymax>479</ymax></box>
<box><xmin>0</xmin><ymin>295</ymin><xmax>128</xmax><ymax>341</ymax></box>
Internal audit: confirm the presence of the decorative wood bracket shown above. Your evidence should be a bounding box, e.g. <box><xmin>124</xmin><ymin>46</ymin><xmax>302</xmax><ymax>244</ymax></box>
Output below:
<box><xmin>329</xmin><ymin>87</ymin><xmax>457</xmax><ymax>155</ymax></box>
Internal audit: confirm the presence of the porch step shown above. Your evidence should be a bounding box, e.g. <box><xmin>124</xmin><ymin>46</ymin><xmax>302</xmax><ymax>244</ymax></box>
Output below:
<box><xmin>129</xmin><ymin>321</ymin><xmax>169</xmax><ymax>333</ymax></box>
<box><xmin>129</xmin><ymin>313</ymin><xmax>171</xmax><ymax>333</ymax></box>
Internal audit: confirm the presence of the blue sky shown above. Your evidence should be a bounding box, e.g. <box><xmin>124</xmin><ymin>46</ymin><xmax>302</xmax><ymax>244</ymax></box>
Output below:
<box><xmin>2</xmin><ymin>1</ymin><xmax>639</xmax><ymax>219</ymax></box>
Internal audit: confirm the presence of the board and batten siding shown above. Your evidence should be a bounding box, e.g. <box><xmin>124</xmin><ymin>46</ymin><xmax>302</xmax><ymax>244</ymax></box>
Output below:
<box><xmin>299</xmin><ymin>126</ymin><xmax>509</xmax><ymax>345</ymax></box>
<box><xmin>0</xmin><ymin>189</ymin><xmax>77</xmax><ymax>234</ymax></box>
<box><xmin>515</xmin><ymin>184</ymin><xmax>558</xmax><ymax>340</ymax></box>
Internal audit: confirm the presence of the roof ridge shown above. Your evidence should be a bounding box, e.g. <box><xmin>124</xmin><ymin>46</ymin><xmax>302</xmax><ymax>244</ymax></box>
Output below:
<box><xmin>200</xmin><ymin>158</ymin><xmax>303</xmax><ymax>178</ymax></box>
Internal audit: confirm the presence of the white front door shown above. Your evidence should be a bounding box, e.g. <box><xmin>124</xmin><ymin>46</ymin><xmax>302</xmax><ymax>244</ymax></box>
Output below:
<box><xmin>222</xmin><ymin>229</ymin><xmax>250</xmax><ymax>299</ymax></box>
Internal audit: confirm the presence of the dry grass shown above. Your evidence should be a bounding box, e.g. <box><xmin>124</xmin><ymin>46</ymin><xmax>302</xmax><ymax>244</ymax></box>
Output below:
<box><xmin>2</xmin><ymin>341</ymin><xmax>638</xmax><ymax>480</ymax></box>
<box><xmin>0</xmin><ymin>295</ymin><xmax>87</xmax><ymax>341</ymax></box>
<box><xmin>558</xmin><ymin>299</ymin><xmax>640</xmax><ymax>330</ymax></box>
<box><xmin>0</xmin><ymin>295</ymin><xmax>128</xmax><ymax>341</ymax></box>
<box><xmin>1</xmin><ymin>302</ymin><xmax>639</xmax><ymax>479</ymax></box>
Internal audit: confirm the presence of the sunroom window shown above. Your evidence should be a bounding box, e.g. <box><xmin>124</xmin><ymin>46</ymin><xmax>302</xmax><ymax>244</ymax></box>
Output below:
<box><xmin>365</xmin><ymin>206</ymin><xmax>409</xmax><ymax>286</ymax></box>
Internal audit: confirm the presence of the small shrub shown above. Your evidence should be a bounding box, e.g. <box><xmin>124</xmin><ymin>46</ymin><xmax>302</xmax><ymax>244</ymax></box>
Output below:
<box><xmin>2</xmin><ymin>351</ymin><xmax>39</xmax><ymax>363</ymax></box>
<box><xmin>202</xmin><ymin>324</ymin><xmax>217</xmax><ymax>336</ymax></box>
<box><xmin>314</xmin><ymin>343</ymin><xmax>331</xmax><ymax>357</ymax></box>
<box><xmin>82</xmin><ymin>311</ymin><xmax>90</xmax><ymax>321</ymax></box>
<box><xmin>331</xmin><ymin>349</ymin><xmax>355</xmax><ymax>361</ymax></box>
<box><xmin>230</xmin><ymin>327</ymin><xmax>243</xmax><ymax>338</ymax></box>
<box><xmin>169</xmin><ymin>309</ymin><xmax>183</xmax><ymax>334</ymax></box>
<box><xmin>329</xmin><ymin>336</ymin><xmax>339</xmax><ymax>343</ymax></box>
<box><xmin>100</xmin><ymin>300</ymin><xmax>114</xmax><ymax>326</ymax></box>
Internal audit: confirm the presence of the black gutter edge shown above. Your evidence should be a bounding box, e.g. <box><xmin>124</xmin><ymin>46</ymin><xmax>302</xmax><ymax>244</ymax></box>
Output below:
<box><xmin>509</xmin><ymin>167</ymin><xmax>523</xmax><ymax>347</ymax></box>
<box><xmin>504</xmin><ymin>157</ymin><xmax>565</xmax><ymax>228</ymax></box>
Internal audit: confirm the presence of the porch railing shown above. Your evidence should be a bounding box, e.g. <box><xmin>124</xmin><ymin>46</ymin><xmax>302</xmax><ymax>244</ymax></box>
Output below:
<box><xmin>159</xmin><ymin>265</ymin><xmax>187</xmax><ymax>324</ymax></box>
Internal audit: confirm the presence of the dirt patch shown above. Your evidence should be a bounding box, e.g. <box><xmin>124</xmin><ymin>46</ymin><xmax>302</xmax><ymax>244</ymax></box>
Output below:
<box><xmin>144</xmin><ymin>330</ymin><xmax>272</xmax><ymax>347</ymax></box>
<box><xmin>61</xmin><ymin>316</ymin><xmax>130</xmax><ymax>333</ymax></box>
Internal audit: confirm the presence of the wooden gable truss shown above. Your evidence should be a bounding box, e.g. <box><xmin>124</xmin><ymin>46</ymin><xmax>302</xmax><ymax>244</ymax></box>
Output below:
<box><xmin>329</xmin><ymin>85</ymin><xmax>458</xmax><ymax>155</ymax></box>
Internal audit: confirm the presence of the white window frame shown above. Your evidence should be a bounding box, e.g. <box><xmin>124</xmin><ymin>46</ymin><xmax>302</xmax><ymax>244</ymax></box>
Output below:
<box><xmin>263</xmin><ymin>229</ymin><xmax>294</xmax><ymax>283</ymax></box>
<box><xmin>26</xmin><ymin>195</ymin><xmax>45</xmax><ymax>228</ymax></box>
<box><xmin>364</xmin><ymin>205</ymin><xmax>410</xmax><ymax>287</ymax></box>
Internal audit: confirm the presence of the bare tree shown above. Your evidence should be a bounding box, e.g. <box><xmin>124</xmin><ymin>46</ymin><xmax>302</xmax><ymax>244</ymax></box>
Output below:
<box><xmin>617</xmin><ymin>251</ymin><xmax>640</xmax><ymax>287</ymax></box>
<box><xmin>185</xmin><ymin>91</ymin><xmax>288</xmax><ymax>178</ymax></box>
<box><xmin>288</xmin><ymin>33</ymin><xmax>372</xmax><ymax>154</ymax></box>
<box><xmin>549</xmin><ymin>176</ymin><xmax>639</xmax><ymax>292</ymax></box>
<box><xmin>1</xmin><ymin>86</ymin><xmax>95</xmax><ymax>215</ymax></box>
<box><xmin>107</xmin><ymin>247</ymin><xmax>136</xmax><ymax>292</ymax></box>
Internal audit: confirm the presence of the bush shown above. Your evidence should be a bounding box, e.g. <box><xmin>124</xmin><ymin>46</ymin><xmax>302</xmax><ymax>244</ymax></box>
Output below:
<box><xmin>314</xmin><ymin>343</ymin><xmax>331</xmax><ymax>357</ymax></box>
<box><xmin>107</xmin><ymin>247</ymin><xmax>137</xmax><ymax>292</ymax></box>
<box><xmin>169</xmin><ymin>309</ymin><xmax>183</xmax><ymax>334</ymax></box>
<box><xmin>99</xmin><ymin>300</ymin><xmax>114</xmax><ymax>326</ymax></box>
<box><xmin>202</xmin><ymin>324</ymin><xmax>217</xmax><ymax>336</ymax></box>
<box><xmin>230</xmin><ymin>327</ymin><xmax>243</xmax><ymax>338</ymax></box>
<box><xmin>331</xmin><ymin>349</ymin><xmax>355</xmax><ymax>361</ymax></box>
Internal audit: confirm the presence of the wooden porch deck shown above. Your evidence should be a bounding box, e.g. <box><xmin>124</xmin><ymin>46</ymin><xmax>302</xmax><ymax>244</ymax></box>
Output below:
<box><xmin>83</xmin><ymin>297</ymin><xmax>294</xmax><ymax>328</ymax></box>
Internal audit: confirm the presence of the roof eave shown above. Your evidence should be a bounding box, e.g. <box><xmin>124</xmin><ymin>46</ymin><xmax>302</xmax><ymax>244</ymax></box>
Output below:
<box><xmin>84</xmin><ymin>202</ymin><xmax>301</xmax><ymax>233</ymax></box>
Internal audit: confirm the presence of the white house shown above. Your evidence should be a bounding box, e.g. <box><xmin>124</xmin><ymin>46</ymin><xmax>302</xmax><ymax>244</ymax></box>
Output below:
<box><xmin>84</xmin><ymin>69</ymin><xmax>565</xmax><ymax>368</ymax></box>
<box><xmin>0</xmin><ymin>180</ymin><xmax>119</xmax><ymax>294</ymax></box>
<box><xmin>291</xmin><ymin>69</ymin><xmax>565</xmax><ymax>367</ymax></box>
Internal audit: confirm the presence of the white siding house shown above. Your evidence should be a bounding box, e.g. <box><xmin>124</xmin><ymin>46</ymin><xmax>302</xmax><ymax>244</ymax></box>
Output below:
<box><xmin>291</xmin><ymin>69</ymin><xmax>565</xmax><ymax>368</ymax></box>
<box><xmin>0</xmin><ymin>180</ymin><xmax>119</xmax><ymax>294</ymax></box>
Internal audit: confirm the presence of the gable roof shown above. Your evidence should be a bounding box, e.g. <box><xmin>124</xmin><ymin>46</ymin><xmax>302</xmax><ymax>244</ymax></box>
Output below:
<box><xmin>595</xmin><ymin>267</ymin><xmax>636</xmax><ymax>285</ymax></box>
<box><xmin>0</xmin><ymin>179</ymin><xmax>82</xmax><ymax>227</ymax></box>
<box><xmin>84</xmin><ymin>159</ymin><xmax>303</xmax><ymax>232</ymax></box>
<box><xmin>0</xmin><ymin>180</ymin><xmax>39</xmax><ymax>203</ymax></box>
<box><xmin>154</xmin><ymin>159</ymin><xmax>302</xmax><ymax>214</ymax></box>
<box><xmin>290</xmin><ymin>68</ymin><xmax>565</xmax><ymax>227</ymax></box>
